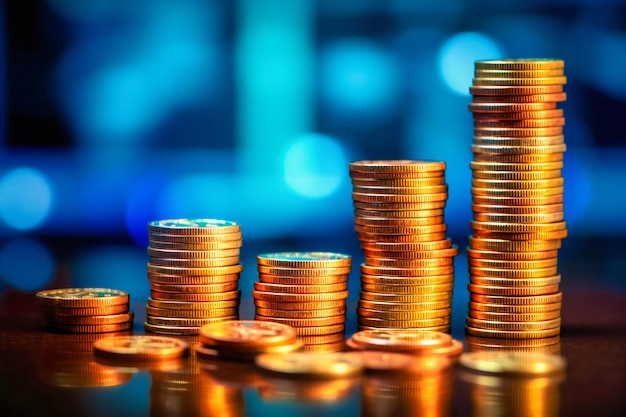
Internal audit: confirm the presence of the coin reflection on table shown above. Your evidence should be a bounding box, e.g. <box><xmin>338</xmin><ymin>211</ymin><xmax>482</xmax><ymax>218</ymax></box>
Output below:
<box><xmin>360</xmin><ymin>353</ymin><xmax>455</xmax><ymax>417</ymax></box>
<box><xmin>257</xmin><ymin>376</ymin><xmax>360</xmax><ymax>402</ymax></box>
<box><xmin>38</xmin><ymin>331</ymin><xmax>132</xmax><ymax>388</ymax></box>
<box><xmin>458</xmin><ymin>351</ymin><xmax>566</xmax><ymax>417</ymax></box>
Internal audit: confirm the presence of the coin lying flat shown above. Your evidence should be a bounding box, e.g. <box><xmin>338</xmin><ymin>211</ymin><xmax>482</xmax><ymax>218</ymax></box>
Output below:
<box><xmin>93</xmin><ymin>335</ymin><xmax>189</xmax><ymax>360</ymax></box>
<box><xmin>37</xmin><ymin>288</ymin><xmax>130</xmax><ymax>308</ymax></box>
<box><xmin>255</xmin><ymin>352</ymin><xmax>364</xmax><ymax>378</ymax></box>
<box><xmin>199</xmin><ymin>320</ymin><xmax>298</xmax><ymax>349</ymax></box>
<box><xmin>459</xmin><ymin>351</ymin><xmax>566</xmax><ymax>375</ymax></box>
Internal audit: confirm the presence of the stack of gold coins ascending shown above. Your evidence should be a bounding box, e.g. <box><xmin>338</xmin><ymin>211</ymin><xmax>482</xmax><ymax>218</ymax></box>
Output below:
<box><xmin>467</xmin><ymin>59</ymin><xmax>566</xmax><ymax>346</ymax></box>
<box><xmin>36</xmin><ymin>288</ymin><xmax>133</xmax><ymax>333</ymax></box>
<box><xmin>145</xmin><ymin>219</ymin><xmax>243</xmax><ymax>336</ymax></box>
<box><xmin>349</xmin><ymin>160</ymin><xmax>458</xmax><ymax>332</ymax></box>
<box><xmin>252</xmin><ymin>252</ymin><xmax>351</xmax><ymax>353</ymax></box>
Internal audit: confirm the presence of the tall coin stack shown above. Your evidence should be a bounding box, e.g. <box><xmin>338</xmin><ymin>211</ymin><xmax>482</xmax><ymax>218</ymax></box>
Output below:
<box><xmin>253</xmin><ymin>252</ymin><xmax>351</xmax><ymax>353</ymax></box>
<box><xmin>349</xmin><ymin>160</ymin><xmax>459</xmax><ymax>332</ymax></box>
<box><xmin>466</xmin><ymin>59</ymin><xmax>567</xmax><ymax>348</ymax></box>
<box><xmin>145</xmin><ymin>219</ymin><xmax>243</xmax><ymax>335</ymax></box>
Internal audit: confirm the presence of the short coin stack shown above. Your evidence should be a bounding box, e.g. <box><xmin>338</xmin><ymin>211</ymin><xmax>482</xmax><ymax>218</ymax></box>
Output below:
<box><xmin>36</xmin><ymin>288</ymin><xmax>133</xmax><ymax>333</ymax></box>
<box><xmin>145</xmin><ymin>219</ymin><xmax>243</xmax><ymax>335</ymax></box>
<box><xmin>467</xmin><ymin>58</ymin><xmax>566</xmax><ymax>348</ymax></box>
<box><xmin>252</xmin><ymin>252</ymin><xmax>351</xmax><ymax>353</ymax></box>
<box><xmin>349</xmin><ymin>160</ymin><xmax>458</xmax><ymax>332</ymax></box>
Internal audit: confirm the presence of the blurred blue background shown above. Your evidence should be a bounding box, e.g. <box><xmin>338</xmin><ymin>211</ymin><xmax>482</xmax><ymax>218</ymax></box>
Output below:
<box><xmin>1</xmin><ymin>0</ymin><xmax>625</xmax><ymax>333</ymax></box>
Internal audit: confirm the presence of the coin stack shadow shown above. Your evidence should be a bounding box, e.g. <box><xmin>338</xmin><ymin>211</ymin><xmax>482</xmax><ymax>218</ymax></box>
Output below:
<box><xmin>466</xmin><ymin>59</ymin><xmax>567</xmax><ymax>349</ymax></box>
<box><xmin>252</xmin><ymin>253</ymin><xmax>352</xmax><ymax>353</ymax></box>
<box><xmin>145</xmin><ymin>219</ymin><xmax>243</xmax><ymax>335</ymax></box>
<box><xmin>349</xmin><ymin>161</ymin><xmax>459</xmax><ymax>332</ymax></box>
<box><xmin>37</xmin><ymin>288</ymin><xmax>133</xmax><ymax>333</ymax></box>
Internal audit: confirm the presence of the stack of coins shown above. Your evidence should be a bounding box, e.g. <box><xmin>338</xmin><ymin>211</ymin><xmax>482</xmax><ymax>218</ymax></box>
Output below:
<box><xmin>252</xmin><ymin>252</ymin><xmax>351</xmax><ymax>353</ymax></box>
<box><xmin>196</xmin><ymin>320</ymin><xmax>303</xmax><ymax>361</ymax></box>
<box><xmin>467</xmin><ymin>59</ymin><xmax>566</xmax><ymax>347</ymax></box>
<box><xmin>145</xmin><ymin>219</ymin><xmax>243</xmax><ymax>335</ymax></box>
<box><xmin>349</xmin><ymin>160</ymin><xmax>458</xmax><ymax>332</ymax></box>
<box><xmin>36</xmin><ymin>288</ymin><xmax>133</xmax><ymax>333</ymax></box>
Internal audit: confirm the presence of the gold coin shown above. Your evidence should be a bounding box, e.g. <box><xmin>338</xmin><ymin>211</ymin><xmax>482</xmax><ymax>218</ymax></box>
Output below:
<box><xmin>472</xmin><ymin>194</ymin><xmax>564</xmax><ymax>207</ymax></box>
<box><xmin>147</xmin><ymin>264</ymin><xmax>244</xmax><ymax>276</ymax></box>
<box><xmin>459</xmin><ymin>351</ymin><xmax>566</xmax><ymax>375</ymax></box>
<box><xmin>144</xmin><ymin>322</ymin><xmax>202</xmax><ymax>335</ymax></box>
<box><xmin>471</xmin><ymin>229</ymin><xmax>568</xmax><ymax>241</ymax></box>
<box><xmin>302</xmin><ymin>341</ymin><xmax>346</xmax><ymax>353</ymax></box>
<box><xmin>253</xmin><ymin>299</ymin><xmax>346</xmax><ymax>311</ymax></box>
<box><xmin>256</xmin><ymin>307</ymin><xmax>346</xmax><ymax>319</ymax></box>
<box><xmin>147</xmin><ymin>298</ymin><xmax>239</xmax><ymax>310</ymax></box>
<box><xmin>472</xmin><ymin>143</ymin><xmax>567</xmax><ymax>155</ymax></box>
<box><xmin>358</xmin><ymin>316</ymin><xmax>450</xmax><ymax>329</ymax></box>
<box><xmin>467</xmin><ymin>248</ymin><xmax>559</xmax><ymax>260</ymax></box>
<box><xmin>93</xmin><ymin>335</ymin><xmax>189</xmax><ymax>360</ymax></box>
<box><xmin>148</xmin><ymin>239</ymin><xmax>242</xmax><ymax>250</ymax></box>
<box><xmin>355</xmin><ymin>216</ymin><xmax>445</xmax><ymax>227</ymax></box>
<box><xmin>472</xmin><ymin>93</ymin><xmax>566</xmax><ymax>103</ymax></box>
<box><xmin>472</xmin><ymin>76</ymin><xmax>567</xmax><ymax>86</ymax></box>
<box><xmin>467</xmin><ymin>283</ymin><xmax>560</xmax><ymax>296</ymax></box>
<box><xmin>469</xmin><ymin>101</ymin><xmax>559</xmax><ymax>113</ymax></box>
<box><xmin>473</xmin><ymin>153</ymin><xmax>565</xmax><ymax>164</ymax></box>
<box><xmin>474</xmin><ymin>118</ymin><xmax>565</xmax><ymax>129</ymax></box>
<box><xmin>252</xmin><ymin>290</ymin><xmax>349</xmax><ymax>303</ymax></box>
<box><xmin>349</xmin><ymin>160</ymin><xmax>446</xmax><ymax>174</ymax></box>
<box><xmin>352</xmin><ymin>184</ymin><xmax>448</xmax><ymax>195</ymax></box>
<box><xmin>351</xmin><ymin>177</ymin><xmax>446</xmax><ymax>187</ymax></box>
<box><xmin>357</xmin><ymin>308</ymin><xmax>451</xmax><ymax>320</ymax></box>
<box><xmin>256</xmin><ymin>252</ymin><xmax>352</xmax><ymax>268</ymax></box>
<box><xmin>350</xmin><ymin>329</ymin><xmax>452</xmax><ymax>351</ymax></box>
<box><xmin>471</xmin><ymin>160</ymin><xmax>564</xmax><ymax>172</ymax></box>
<box><xmin>364</xmin><ymin>257</ymin><xmax>454</xmax><ymax>268</ymax></box>
<box><xmin>360</xmin><ymin>291</ymin><xmax>452</xmax><ymax>303</ymax></box>
<box><xmin>253</xmin><ymin>281</ymin><xmax>348</xmax><ymax>294</ymax></box>
<box><xmin>150</xmin><ymin>281</ymin><xmax>239</xmax><ymax>293</ymax></box>
<box><xmin>147</xmin><ymin>272</ymin><xmax>240</xmax><ymax>285</ymax></box>
<box><xmin>257</xmin><ymin>265</ymin><xmax>351</xmax><ymax>277</ymax></box>
<box><xmin>471</xmin><ymin>187</ymin><xmax>564</xmax><ymax>198</ymax></box>
<box><xmin>259</xmin><ymin>274</ymin><xmax>348</xmax><ymax>285</ymax></box>
<box><xmin>469</xmin><ymin>275</ymin><xmax>561</xmax><ymax>287</ymax></box>
<box><xmin>148</xmin><ymin>219</ymin><xmax>240</xmax><ymax>235</ymax></box>
<box><xmin>358</xmin><ymin>299</ymin><xmax>452</xmax><ymax>312</ymax></box>
<box><xmin>299</xmin><ymin>332</ymin><xmax>346</xmax><ymax>345</ymax></box>
<box><xmin>254</xmin><ymin>315</ymin><xmax>345</xmax><ymax>327</ymax></box>
<box><xmin>197</xmin><ymin>339</ymin><xmax>305</xmax><ymax>361</ymax></box>
<box><xmin>362</xmin><ymin>247</ymin><xmax>459</xmax><ymax>259</ymax></box>
<box><xmin>46</xmin><ymin>322</ymin><xmax>133</xmax><ymax>333</ymax></box>
<box><xmin>255</xmin><ymin>352</ymin><xmax>363</xmax><ymax>377</ymax></box>
<box><xmin>353</xmin><ymin>200</ymin><xmax>447</xmax><ymax>211</ymax></box>
<box><xmin>468</xmin><ymin>257</ymin><xmax>559</xmax><ymax>269</ymax></box>
<box><xmin>295</xmin><ymin>324</ymin><xmax>345</xmax><ymax>336</ymax></box>
<box><xmin>469</xmin><ymin>266</ymin><xmax>558</xmax><ymax>278</ymax></box>
<box><xmin>465</xmin><ymin>325</ymin><xmax>560</xmax><ymax>339</ymax></box>
<box><xmin>148</xmin><ymin>256</ymin><xmax>240</xmax><ymax>268</ymax></box>
<box><xmin>466</xmin><ymin>317</ymin><xmax>561</xmax><ymax>331</ymax></box>
<box><xmin>354</xmin><ymin>208</ymin><xmax>444</xmax><ymax>219</ymax></box>
<box><xmin>146</xmin><ymin>306</ymin><xmax>238</xmax><ymax>318</ymax></box>
<box><xmin>469</xmin><ymin>237</ymin><xmax>562</xmax><ymax>252</ymax></box>
<box><xmin>474</xmin><ymin>136</ymin><xmax>564</xmax><ymax>147</ymax></box>
<box><xmin>473</xmin><ymin>212</ymin><xmax>564</xmax><ymax>224</ymax></box>
<box><xmin>470</xmin><ymin>292</ymin><xmax>562</xmax><ymax>305</ymax></box>
<box><xmin>353</xmin><ymin>338</ymin><xmax>463</xmax><ymax>358</ymax></box>
<box><xmin>199</xmin><ymin>319</ymin><xmax>298</xmax><ymax>349</ymax></box>
<box><xmin>469</xmin><ymin>301</ymin><xmax>561</xmax><ymax>314</ymax></box>
<box><xmin>464</xmin><ymin>335</ymin><xmax>561</xmax><ymax>347</ymax></box>
<box><xmin>361</xmin><ymin>264</ymin><xmax>454</xmax><ymax>277</ymax></box>
<box><xmin>465</xmin><ymin>342</ymin><xmax>561</xmax><ymax>354</ymax></box>
<box><xmin>36</xmin><ymin>288</ymin><xmax>129</xmax><ymax>308</ymax></box>
<box><xmin>360</xmin><ymin>273</ymin><xmax>455</xmax><ymax>286</ymax></box>
<box><xmin>148</xmin><ymin>231</ymin><xmax>242</xmax><ymax>244</ymax></box>
<box><xmin>146</xmin><ymin>315</ymin><xmax>237</xmax><ymax>327</ymax></box>
<box><xmin>470</xmin><ymin>84</ymin><xmax>563</xmax><ymax>97</ymax></box>
<box><xmin>471</xmin><ymin>203</ymin><xmax>563</xmax><ymax>214</ymax></box>
<box><xmin>361</xmin><ymin>239</ymin><xmax>453</xmax><ymax>251</ymax></box>
<box><xmin>352</xmin><ymin>192</ymin><xmax>449</xmax><ymax>204</ymax></box>
<box><xmin>472</xmin><ymin>169</ymin><xmax>562</xmax><ymax>180</ymax></box>
<box><xmin>361</xmin><ymin>282</ymin><xmax>455</xmax><ymax>294</ymax></box>
<box><xmin>472</xmin><ymin>177</ymin><xmax>564</xmax><ymax>190</ymax></box>
<box><xmin>147</xmin><ymin>247</ymin><xmax>240</xmax><ymax>259</ymax></box>
<box><xmin>350</xmin><ymin>170</ymin><xmax>445</xmax><ymax>180</ymax></box>
<box><xmin>475</xmin><ymin>59</ymin><xmax>564</xmax><ymax>71</ymax></box>
<box><xmin>150</xmin><ymin>290</ymin><xmax>241</xmax><ymax>302</ymax></box>
<box><xmin>468</xmin><ymin>309</ymin><xmax>561</xmax><ymax>322</ymax></box>
<box><xmin>357</xmin><ymin>232</ymin><xmax>449</xmax><ymax>243</ymax></box>
<box><xmin>473</xmin><ymin>68</ymin><xmax>564</xmax><ymax>78</ymax></box>
<box><xmin>473</xmin><ymin>108</ymin><xmax>563</xmax><ymax>119</ymax></box>
<box><xmin>357</xmin><ymin>324</ymin><xmax>449</xmax><ymax>332</ymax></box>
<box><xmin>45</xmin><ymin>312</ymin><xmax>134</xmax><ymax>326</ymax></box>
<box><xmin>39</xmin><ymin>304</ymin><xmax>129</xmax><ymax>317</ymax></box>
